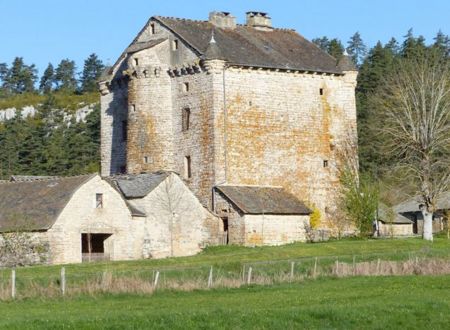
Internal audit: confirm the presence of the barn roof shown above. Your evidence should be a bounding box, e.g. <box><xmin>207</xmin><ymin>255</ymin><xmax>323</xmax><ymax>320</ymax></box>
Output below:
<box><xmin>108</xmin><ymin>171</ymin><xmax>171</xmax><ymax>199</ymax></box>
<box><xmin>154</xmin><ymin>16</ymin><xmax>343</xmax><ymax>74</ymax></box>
<box><xmin>0</xmin><ymin>175</ymin><xmax>95</xmax><ymax>233</ymax></box>
<box><xmin>377</xmin><ymin>204</ymin><xmax>413</xmax><ymax>224</ymax></box>
<box><xmin>394</xmin><ymin>191</ymin><xmax>450</xmax><ymax>214</ymax></box>
<box><xmin>216</xmin><ymin>185</ymin><xmax>312</xmax><ymax>215</ymax></box>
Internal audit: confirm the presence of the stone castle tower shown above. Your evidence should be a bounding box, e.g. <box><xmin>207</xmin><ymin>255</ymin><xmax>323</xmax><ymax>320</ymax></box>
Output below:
<box><xmin>99</xmin><ymin>11</ymin><xmax>358</xmax><ymax>227</ymax></box>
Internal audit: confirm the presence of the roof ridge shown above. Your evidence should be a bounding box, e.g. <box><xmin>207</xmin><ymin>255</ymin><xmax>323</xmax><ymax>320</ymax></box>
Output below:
<box><xmin>154</xmin><ymin>15</ymin><xmax>208</xmax><ymax>23</ymax></box>
<box><xmin>5</xmin><ymin>173</ymin><xmax>97</xmax><ymax>184</ymax></box>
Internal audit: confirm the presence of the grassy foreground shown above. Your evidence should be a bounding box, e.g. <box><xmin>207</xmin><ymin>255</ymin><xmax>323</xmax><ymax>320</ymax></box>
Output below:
<box><xmin>1</xmin><ymin>275</ymin><xmax>449</xmax><ymax>329</ymax></box>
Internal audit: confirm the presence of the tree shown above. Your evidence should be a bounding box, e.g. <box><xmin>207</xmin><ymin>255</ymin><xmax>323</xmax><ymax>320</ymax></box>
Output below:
<box><xmin>347</xmin><ymin>32</ymin><xmax>367</xmax><ymax>67</ymax></box>
<box><xmin>1</xmin><ymin>57</ymin><xmax>37</xmax><ymax>94</ymax></box>
<box><xmin>80</xmin><ymin>53</ymin><xmax>104</xmax><ymax>93</ymax></box>
<box><xmin>39</xmin><ymin>63</ymin><xmax>55</xmax><ymax>94</ymax></box>
<box><xmin>55</xmin><ymin>59</ymin><xmax>77</xmax><ymax>92</ymax></box>
<box><xmin>433</xmin><ymin>30</ymin><xmax>450</xmax><ymax>57</ymax></box>
<box><xmin>327</xmin><ymin>38</ymin><xmax>344</xmax><ymax>61</ymax></box>
<box><xmin>373</xmin><ymin>49</ymin><xmax>450</xmax><ymax>241</ymax></box>
<box><xmin>312</xmin><ymin>36</ymin><xmax>330</xmax><ymax>51</ymax></box>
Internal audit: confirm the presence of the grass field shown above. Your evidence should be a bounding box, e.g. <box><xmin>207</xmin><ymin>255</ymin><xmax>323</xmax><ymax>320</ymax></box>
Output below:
<box><xmin>1</xmin><ymin>275</ymin><xmax>449</xmax><ymax>329</ymax></box>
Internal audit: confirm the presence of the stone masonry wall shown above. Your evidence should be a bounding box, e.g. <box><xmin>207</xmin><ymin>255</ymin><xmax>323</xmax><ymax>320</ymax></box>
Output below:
<box><xmin>243</xmin><ymin>214</ymin><xmax>309</xmax><ymax>246</ymax></box>
<box><xmin>47</xmin><ymin>175</ymin><xmax>135</xmax><ymax>264</ymax></box>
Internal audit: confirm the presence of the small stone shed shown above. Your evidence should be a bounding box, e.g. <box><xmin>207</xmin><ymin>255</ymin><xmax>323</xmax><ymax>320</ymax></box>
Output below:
<box><xmin>0</xmin><ymin>174</ymin><xmax>137</xmax><ymax>265</ymax></box>
<box><xmin>394</xmin><ymin>193</ymin><xmax>449</xmax><ymax>235</ymax></box>
<box><xmin>376</xmin><ymin>205</ymin><xmax>414</xmax><ymax>237</ymax></box>
<box><xmin>213</xmin><ymin>185</ymin><xmax>311</xmax><ymax>246</ymax></box>
<box><xmin>108</xmin><ymin>171</ymin><xmax>223</xmax><ymax>258</ymax></box>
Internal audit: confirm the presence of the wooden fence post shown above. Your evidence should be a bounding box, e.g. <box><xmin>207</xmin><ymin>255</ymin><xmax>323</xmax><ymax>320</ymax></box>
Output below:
<box><xmin>247</xmin><ymin>267</ymin><xmax>252</xmax><ymax>285</ymax></box>
<box><xmin>61</xmin><ymin>267</ymin><xmax>66</xmax><ymax>296</ymax></box>
<box><xmin>11</xmin><ymin>269</ymin><xmax>16</xmax><ymax>299</ymax></box>
<box><xmin>242</xmin><ymin>265</ymin><xmax>246</xmax><ymax>283</ymax></box>
<box><xmin>313</xmin><ymin>257</ymin><xmax>318</xmax><ymax>279</ymax></box>
<box><xmin>154</xmin><ymin>271</ymin><xmax>160</xmax><ymax>289</ymax></box>
<box><xmin>353</xmin><ymin>256</ymin><xmax>356</xmax><ymax>276</ymax></box>
<box><xmin>208</xmin><ymin>266</ymin><xmax>213</xmax><ymax>288</ymax></box>
<box><xmin>335</xmin><ymin>259</ymin><xmax>339</xmax><ymax>276</ymax></box>
<box><xmin>290</xmin><ymin>262</ymin><xmax>295</xmax><ymax>281</ymax></box>
<box><xmin>376</xmin><ymin>258</ymin><xmax>381</xmax><ymax>275</ymax></box>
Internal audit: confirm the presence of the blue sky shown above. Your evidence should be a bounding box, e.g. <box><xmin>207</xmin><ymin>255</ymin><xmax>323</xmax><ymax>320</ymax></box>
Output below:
<box><xmin>1</xmin><ymin>0</ymin><xmax>449</xmax><ymax>75</ymax></box>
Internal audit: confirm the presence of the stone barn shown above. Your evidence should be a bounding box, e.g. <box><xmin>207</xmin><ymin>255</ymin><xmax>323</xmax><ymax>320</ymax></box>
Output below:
<box><xmin>99</xmin><ymin>10</ymin><xmax>358</xmax><ymax>231</ymax></box>
<box><xmin>213</xmin><ymin>185</ymin><xmax>311</xmax><ymax>246</ymax></box>
<box><xmin>0</xmin><ymin>174</ymin><xmax>136</xmax><ymax>265</ymax></box>
<box><xmin>108</xmin><ymin>171</ymin><xmax>223</xmax><ymax>258</ymax></box>
<box><xmin>375</xmin><ymin>205</ymin><xmax>414</xmax><ymax>237</ymax></box>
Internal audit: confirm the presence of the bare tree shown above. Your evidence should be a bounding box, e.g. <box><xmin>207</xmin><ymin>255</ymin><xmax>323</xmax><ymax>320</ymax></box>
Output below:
<box><xmin>375</xmin><ymin>50</ymin><xmax>450</xmax><ymax>241</ymax></box>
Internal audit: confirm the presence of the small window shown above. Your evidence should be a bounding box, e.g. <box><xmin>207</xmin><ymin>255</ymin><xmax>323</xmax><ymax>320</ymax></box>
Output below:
<box><xmin>323</xmin><ymin>160</ymin><xmax>329</xmax><ymax>168</ymax></box>
<box><xmin>144</xmin><ymin>156</ymin><xmax>149</xmax><ymax>164</ymax></box>
<box><xmin>122</xmin><ymin>120</ymin><xmax>128</xmax><ymax>142</ymax></box>
<box><xmin>172</xmin><ymin>39</ymin><xmax>179</xmax><ymax>50</ymax></box>
<box><xmin>319</xmin><ymin>88</ymin><xmax>324</xmax><ymax>96</ymax></box>
<box><xmin>120</xmin><ymin>165</ymin><xmax>126</xmax><ymax>174</ymax></box>
<box><xmin>134</xmin><ymin>58</ymin><xmax>139</xmax><ymax>66</ymax></box>
<box><xmin>182</xmin><ymin>82</ymin><xmax>190</xmax><ymax>93</ymax></box>
<box><xmin>182</xmin><ymin>108</ymin><xmax>191</xmax><ymax>131</ymax></box>
<box><xmin>150</xmin><ymin>23</ymin><xmax>156</xmax><ymax>35</ymax></box>
<box><xmin>130</xmin><ymin>104</ymin><xmax>136</xmax><ymax>112</ymax></box>
<box><xmin>184</xmin><ymin>156</ymin><xmax>192</xmax><ymax>179</ymax></box>
<box><xmin>96</xmin><ymin>193</ymin><xmax>103</xmax><ymax>208</ymax></box>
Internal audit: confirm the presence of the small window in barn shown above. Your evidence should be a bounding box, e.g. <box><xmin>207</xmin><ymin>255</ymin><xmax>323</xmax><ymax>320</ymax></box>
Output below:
<box><xmin>182</xmin><ymin>107</ymin><xmax>191</xmax><ymax>131</ymax></box>
<box><xmin>323</xmin><ymin>160</ymin><xmax>329</xmax><ymax>168</ymax></box>
<box><xmin>172</xmin><ymin>39</ymin><xmax>179</xmax><ymax>51</ymax></box>
<box><xmin>319</xmin><ymin>88</ymin><xmax>324</xmax><ymax>96</ymax></box>
<box><xmin>96</xmin><ymin>193</ymin><xmax>103</xmax><ymax>208</ymax></box>
<box><xmin>150</xmin><ymin>23</ymin><xmax>156</xmax><ymax>35</ymax></box>
<box><xmin>182</xmin><ymin>82</ymin><xmax>190</xmax><ymax>93</ymax></box>
<box><xmin>144</xmin><ymin>156</ymin><xmax>149</xmax><ymax>164</ymax></box>
<box><xmin>134</xmin><ymin>58</ymin><xmax>139</xmax><ymax>66</ymax></box>
<box><xmin>184</xmin><ymin>156</ymin><xmax>192</xmax><ymax>179</ymax></box>
<box><xmin>122</xmin><ymin>120</ymin><xmax>128</xmax><ymax>142</ymax></box>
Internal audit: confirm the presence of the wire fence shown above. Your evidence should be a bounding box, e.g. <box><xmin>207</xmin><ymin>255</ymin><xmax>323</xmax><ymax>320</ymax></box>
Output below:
<box><xmin>0</xmin><ymin>248</ymin><xmax>449</xmax><ymax>301</ymax></box>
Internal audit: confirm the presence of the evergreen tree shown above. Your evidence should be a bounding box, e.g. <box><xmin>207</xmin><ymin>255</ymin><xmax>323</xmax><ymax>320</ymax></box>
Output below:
<box><xmin>327</xmin><ymin>38</ymin><xmax>345</xmax><ymax>60</ymax></box>
<box><xmin>385</xmin><ymin>37</ymin><xmax>400</xmax><ymax>55</ymax></box>
<box><xmin>1</xmin><ymin>57</ymin><xmax>38</xmax><ymax>94</ymax></box>
<box><xmin>55</xmin><ymin>59</ymin><xmax>77</xmax><ymax>92</ymax></box>
<box><xmin>312</xmin><ymin>36</ymin><xmax>330</xmax><ymax>51</ymax></box>
<box><xmin>346</xmin><ymin>32</ymin><xmax>367</xmax><ymax>67</ymax></box>
<box><xmin>80</xmin><ymin>53</ymin><xmax>104</xmax><ymax>93</ymax></box>
<box><xmin>433</xmin><ymin>30</ymin><xmax>450</xmax><ymax>56</ymax></box>
<box><xmin>401</xmin><ymin>29</ymin><xmax>426</xmax><ymax>58</ymax></box>
<box><xmin>39</xmin><ymin>63</ymin><xmax>55</xmax><ymax>94</ymax></box>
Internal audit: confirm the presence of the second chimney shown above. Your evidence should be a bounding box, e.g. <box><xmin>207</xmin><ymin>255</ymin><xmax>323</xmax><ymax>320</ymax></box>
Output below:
<box><xmin>246</xmin><ymin>12</ymin><xmax>273</xmax><ymax>31</ymax></box>
<box><xmin>209</xmin><ymin>11</ymin><xmax>236</xmax><ymax>29</ymax></box>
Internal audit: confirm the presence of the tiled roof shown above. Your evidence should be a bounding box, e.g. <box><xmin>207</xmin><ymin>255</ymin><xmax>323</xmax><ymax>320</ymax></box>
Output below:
<box><xmin>155</xmin><ymin>16</ymin><xmax>344</xmax><ymax>74</ymax></box>
<box><xmin>0</xmin><ymin>175</ymin><xmax>95</xmax><ymax>232</ymax></box>
<box><xmin>216</xmin><ymin>185</ymin><xmax>312</xmax><ymax>215</ymax></box>
<box><xmin>108</xmin><ymin>171</ymin><xmax>170</xmax><ymax>199</ymax></box>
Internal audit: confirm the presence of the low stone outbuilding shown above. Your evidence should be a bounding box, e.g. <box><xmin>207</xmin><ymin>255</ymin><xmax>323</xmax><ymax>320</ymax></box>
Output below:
<box><xmin>375</xmin><ymin>205</ymin><xmax>414</xmax><ymax>237</ymax></box>
<box><xmin>0</xmin><ymin>174</ymin><xmax>137</xmax><ymax>265</ymax></box>
<box><xmin>213</xmin><ymin>185</ymin><xmax>311</xmax><ymax>246</ymax></box>
<box><xmin>108</xmin><ymin>171</ymin><xmax>223</xmax><ymax>258</ymax></box>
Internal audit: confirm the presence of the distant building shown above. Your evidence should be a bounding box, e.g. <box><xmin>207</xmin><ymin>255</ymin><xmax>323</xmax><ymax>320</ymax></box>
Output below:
<box><xmin>99</xmin><ymin>11</ymin><xmax>357</xmax><ymax>230</ymax></box>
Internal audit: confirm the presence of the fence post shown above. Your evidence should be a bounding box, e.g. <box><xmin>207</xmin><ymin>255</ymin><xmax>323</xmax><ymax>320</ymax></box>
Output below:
<box><xmin>242</xmin><ymin>265</ymin><xmax>246</xmax><ymax>283</ymax></box>
<box><xmin>353</xmin><ymin>256</ymin><xmax>356</xmax><ymax>276</ymax></box>
<box><xmin>208</xmin><ymin>266</ymin><xmax>213</xmax><ymax>288</ymax></box>
<box><xmin>376</xmin><ymin>258</ymin><xmax>381</xmax><ymax>275</ymax></box>
<box><xmin>61</xmin><ymin>267</ymin><xmax>66</xmax><ymax>296</ymax></box>
<box><xmin>313</xmin><ymin>257</ymin><xmax>318</xmax><ymax>279</ymax></box>
<box><xmin>335</xmin><ymin>259</ymin><xmax>339</xmax><ymax>276</ymax></box>
<box><xmin>247</xmin><ymin>267</ymin><xmax>252</xmax><ymax>285</ymax></box>
<box><xmin>154</xmin><ymin>271</ymin><xmax>160</xmax><ymax>289</ymax></box>
<box><xmin>11</xmin><ymin>269</ymin><xmax>16</xmax><ymax>299</ymax></box>
<box><xmin>290</xmin><ymin>262</ymin><xmax>295</xmax><ymax>281</ymax></box>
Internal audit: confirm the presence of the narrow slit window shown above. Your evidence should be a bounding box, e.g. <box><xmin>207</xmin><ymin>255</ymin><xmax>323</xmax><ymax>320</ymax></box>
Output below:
<box><xmin>182</xmin><ymin>107</ymin><xmax>191</xmax><ymax>131</ymax></box>
<box><xmin>323</xmin><ymin>160</ymin><xmax>329</xmax><ymax>168</ymax></box>
<box><xmin>122</xmin><ymin>120</ymin><xmax>128</xmax><ymax>142</ymax></box>
<box><xmin>183</xmin><ymin>82</ymin><xmax>190</xmax><ymax>93</ymax></box>
<box><xmin>130</xmin><ymin>104</ymin><xmax>136</xmax><ymax>112</ymax></box>
<box><xmin>144</xmin><ymin>156</ymin><xmax>149</xmax><ymax>164</ymax></box>
<box><xmin>134</xmin><ymin>58</ymin><xmax>139</xmax><ymax>66</ymax></box>
<box><xmin>150</xmin><ymin>23</ymin><xmax>156</xmax><ymax>34</ymax></box>
<box><xmin>172</xmin><ymin>39</ymin><xmax>179</xmax><ymax>50</ymax></box>
<box><xmin>96</xmin><ymin>193</ymin><xmax>103</xmax><ymax>208</ymax></box>
<box><xmin>319</xmin><ymin>88</ymin><xmax>324</xmax><ymax>96</ymax></box>
<box><xmin>184</xmin><ymin>156</ymin><xmax>192</xmax><ymax>179</ymax></box>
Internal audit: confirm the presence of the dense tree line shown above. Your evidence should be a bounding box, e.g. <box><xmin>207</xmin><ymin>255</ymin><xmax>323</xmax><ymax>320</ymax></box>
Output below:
<box><xmin>0</xmin><ymin>54</ymin><xmax>104</xmax><ymax>178</ymax></box>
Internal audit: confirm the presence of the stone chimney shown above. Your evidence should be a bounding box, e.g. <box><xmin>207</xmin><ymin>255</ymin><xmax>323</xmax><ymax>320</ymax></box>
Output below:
<box><xmin>246</xmin><ymin>12</ymin><xmax>273</xmax><ymax>31</ymax></box>
<box><xmin>209</xmin><ymin>11</ymin><xmax>236</xmax><ymax>29</ymax></box>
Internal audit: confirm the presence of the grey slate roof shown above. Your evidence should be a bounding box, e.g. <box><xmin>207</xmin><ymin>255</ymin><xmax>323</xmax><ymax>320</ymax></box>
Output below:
<box><xmin>394</xmin><ymin>191</ymin><xmax>450</xmax><ymax>214</ymax></box>
<box><xmin>377</xmin><ymin>204</ymin><xmax>413</xmax><ymax>224</ymax></box>
<box><xmin>154</xmin><ymin>16</ymin><xmax>343</xmax><ymax>74</ymax></box>
<box><xmin>10</xmin><ymin>175</ymin><xmax>59</xmax><ymax>182</ymax></box>
<box><xmin>109</xmin><ymin>171</ymin><xmax>170</xmax><ymax>199</ymax></box>
<box><xmin>216</xmin><ymin>185</ymin><xmax>312</xmax><ymax>215</ymax></box>
<box><xmin>125</xmin><ymin>38</ymin><xmax>166</xmax><ymax>54</ymax></box>
<box><xmin>0</xmin><ymin>175</ymin><xmax>95</xmax><ymax>233</ymax></box>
